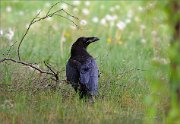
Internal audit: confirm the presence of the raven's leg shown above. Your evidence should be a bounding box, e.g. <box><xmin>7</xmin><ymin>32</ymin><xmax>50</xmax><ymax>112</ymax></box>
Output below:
<box><xmin>79</xmin><ymin>84</ymin><xmax>88</xmax><ymax>99</ymax></box>
<box><xmin>71</xmin><ymin>82</ymin><xmax>79</xmax><ymax>93</ymax></box>
<box><xmin>79</xmin><ymin>84</ymin><xmax>95</xmax><ymax>104</ymax></box>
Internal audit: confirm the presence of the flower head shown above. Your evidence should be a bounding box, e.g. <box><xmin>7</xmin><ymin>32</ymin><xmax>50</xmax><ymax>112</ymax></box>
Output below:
<box><xmin>73</xmin><ymin>1</ymin><xmax>81</xmax><ymax>6</ymax></box>
<box><xmin>100</xmin><ymin>18</ymin><xmax>107</xmax><ymax>26</ymax></box>
<box><xmin>6</xmin><ymin>28</ymin><xmax>14</xmax><ymax>41</ymax></box>
<box><xmin>0</xmin><ymin>29</ymin><xmax>3</xmax><ymax>36</ymax></box>
<box><xmin>92</xmin><ymin>17</ymin><xmax>99</xmax><ymax>23</ymax></box>
<box><xmin>19</xmin><ymin>11</ymin><xmax>24</xmax><ymax>16</ymax></box>
<box><xmin>60</xmin><ymin>3</ymin><xmax>68</xmax><ymax>10</ymax></box>
<box><xmin>45</xmin><ymin>2</ymin><xmax>51</xmax><ymax>7</ymax></box>
<box><xmin>110</xmin><ymin>7</ymin><xmax>115</xmax><ymax>12</ymax></box>
<box><xmin>115</xmin><ymin>5</ymin><xmax>120</xmax><ymax>10</ymax></box>
<box><xmin>140</xmin><ymin>24</ymin><xmax>146</xmax><ymax>30</ymax></box>
<box><xmin>82</xmin><ymin>8</ymin><xmax>89</xmax><ymax>15</ymax></box>
<box><xmin>85</xmin><ymin>1</ymin><xmax>90</xmax><ymax>6</ymax></box>
<box><xmin>127</xmin><ymin>11</ymin><xmax>133</xmax><ymax>18</ymax></box>
<box><xmin>100</xmin><ymin>5</ymin><xmax>105</xmax><ymax>10</ymax></box>
<box><xmin>117</xmin><ymin>21</ymin><xmax>126</xmax><ymax>30</ymax></box>
<box><xmin>73</xmin><ymin>8</ymin><xmax>79</xmax><ymax>14</ymax></box>
<box><xmin>80</xmin><ymin>20</ymin><xmax>87</xmax><ymax>26</ymax></box>
<box><xmin>6</xmin><ymin>6</ymin><xmax>12</xmax><ymax>12</ymax></box>
<box><xmin>138</xmin><ymin>6</ymin><xmax>143</xmax><ymax>11</ymax></box>
<box><xmin>141</xmin><ymin>39</ymin><xmax>146</xmax><ymax>44</ymax></box>
<box><xmin>125</xmin><ymin>19</ymin><xmax>131</xmax><ymax>24</ymax></box>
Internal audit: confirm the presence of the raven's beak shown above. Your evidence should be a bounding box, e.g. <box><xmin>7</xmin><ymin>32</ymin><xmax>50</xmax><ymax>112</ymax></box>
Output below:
<box><xmin>87</xmin><ymin>37</ymin><xmax>100</xmax><ymax>43</ymax></box>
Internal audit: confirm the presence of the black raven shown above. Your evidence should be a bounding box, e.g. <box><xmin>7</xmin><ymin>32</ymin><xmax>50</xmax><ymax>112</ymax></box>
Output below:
<box><xmin>66</xmin><ymin>37</ymin><xmax>99</xmax><ymax>103</ymax></box>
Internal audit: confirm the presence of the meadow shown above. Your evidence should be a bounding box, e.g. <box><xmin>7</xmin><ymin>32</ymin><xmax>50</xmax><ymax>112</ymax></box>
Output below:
<box><xmin>0</xmin><ymin>1</ymin><xmax>173</xmax><ymax>124</ymax></box>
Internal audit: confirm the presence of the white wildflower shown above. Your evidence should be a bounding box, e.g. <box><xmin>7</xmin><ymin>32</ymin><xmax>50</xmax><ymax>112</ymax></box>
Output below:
<box><xmin>60</xmin><ymin>3</ymin><xmax>68</xmax><ymax>10</ymax></box>
<box><xmin>140</xmin><ymin>24</ymin><xmax>146</xmax><ymax>30</ymax></box>
<box><xmin>73</xmin><ymin>8</ymin><xmax>79</xmax><ymax>14</ymax></box>
<box><xmin>85</xmin><ymin>1</ymin><xmax>90</xmax><ymax>6</ymax></box>
<box><xmin>105</xmin><ymin>14</ymin><xmax>117</xmax><ymax>22</ymax></box>
<box><xmin>125</xmin><ymin>19</ymin><xmax>131</xmax><ymax>24</ymax></box>
<box><xmin>100</xmin><ymin>18</ymin><xmax>107</xmax><ymax>26</ymax></box>
<box><xmin>25</xmin><ymin>24</ymin><xmax>29</xmax><ymax>29</ymax></box>
<box><xmin>82</xmin><ymin>8</ymin><xmax>89</xmax><ymax>15</ymax></box>
<box><xmin>36</xmin><ymin>9</ymin><xmax>41</xmax><ymax>14</ymax></box>
<box><xmin>127</xmin><ymin>11</ymin><xmax>133</xmax><ymax>18</ymax></box>
<box><xmin>115</xmin><ymin>5</ymin><xmax>120</xmax><ymax>10</ymax></box>
<box><xmin>151</xmin><ymin>30</ymin><xmax>157</xmax><ymax>36</ymax></box>
<box><xmin>45</xmin><ymin>2</ymin><xmax>51</xmax><ymax>7</ymax></box>
<box><xmin>70</xmin><ymin>25</ymin><xmax>77</xmax><ymax>30</ymax></box>
<box><xmin>110</xmin><ymin>7</ymin><xmax>115</xmax><ymax>12</ymax></box>
<box><xmin>100</xmin><ymin>5</ymin><xmax>105</xmax><ymax>10</ymax></box>
<box><xmin>61</xmin><ymin>36</ymin><xmax>66</xmax><ymax>42</ymax></box>
<box><xmin>80</xmin><ymin>20</ymin><xmax>87</xmax><ymax>25</ymax></box>
<box><xmin>6</xmin><ymin>6</ymin><xmax>12</xmax><ymax>12</ymax></box>
<box><xmin>92</xmin><ymin>16</ymin><xmax>99</xmax><ymax>23</ymax></box>
<box><xmin>19</xmin><ymin>11</ymin><xmax>24</xmax><ymax>16</ymax></box>
<box><xmin>105</xmin><ymin>14</ymin><xmax>112</xmax><ymax>21</ymax></box>
<box><xmin>6</xmin><ymin>28</ymin><xmax>14</xmax><ymax>41</ymax></box>
<box><xmin>148</xmin><ymin>3</ymin><xmax>155</xmax><ymax>8</ymax></box>
<box><xmin>138</xmin><ymin>6</ymin><xmax>143</xmax><ymax>11</ymax></box>
<box><xmin>112</xmin><ymin>15</ymin><xmax>118</xmax><ymax>21</ymax></box>
<box><xmin>73</xmin><ymin>1</ymin><xmax>80</xmax><ymax>6</ymax></box>
<box><xmin>0</xmin><ymin>29</ymin><xmax>3</xmax><ymax>36</ymax></box>
<box><xmin>141</xmin><ymin>39</ymin><xmax>146</xmax><ymax>44</ymax></box>
<box><xmin>134</xmin><ymin>16</ymin><xmax>140</xmax><ymax>22</ymax></box>
<box><xmin>117</xmin><ymin>21</ymin><xmax>126</xmax><ymax>30</ymax></box>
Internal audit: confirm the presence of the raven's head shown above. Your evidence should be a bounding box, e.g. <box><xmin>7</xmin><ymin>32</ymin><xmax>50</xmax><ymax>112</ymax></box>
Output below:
<box><xmin>74</xmin><ymin>37</ymin><xmax>99</xmax><ymax>48</ymax></box>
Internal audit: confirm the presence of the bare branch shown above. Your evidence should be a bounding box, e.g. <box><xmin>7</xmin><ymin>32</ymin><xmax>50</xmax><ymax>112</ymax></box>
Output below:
<box><xmin>17</xmin><ymin>11</ymin><xmax>41</xmax><ymax>61</ymax></box>
<box><xmin>44</xmin><ymin>61</ymin><xmax>59</xmax><ymax>81</ymax></box>
<box><xmin>54</xmin><ymin>13</ymin><xmax>79</xmax><ymax>28</ymax></box>
<box><xmin>17</xmin><ymin>2</ymin><xmax>79</xmax><ymax>61</ymax></box>
<box><xmin>46</xmin><ymin>2</ymin><xmax>61</xmax><ymax>16</ymax></box>
<box><xmin>1</xmin><ymin>2</ymin><xmax>79</xmax><ymax>87</ymax></box>
<box><xmin>0</xmin><ymin>58</ymin><xmax>55</xmax><ymax>76</ymax></box>
<box><xmin>61</xmin><ymin>0</ymin><xmax>76</xmax><ymax>8</ymax></box>
<box><xmin>61</xmin><ymin>9</ymin><xmax>79</xmax><ymax>20</ymax></box>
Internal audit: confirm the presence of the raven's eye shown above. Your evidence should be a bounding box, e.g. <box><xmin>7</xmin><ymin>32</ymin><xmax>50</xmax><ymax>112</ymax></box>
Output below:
<box><xmin>83</xmin><ymin>38</ymin><xmax>87</xmax><ymax>42</ymax></box>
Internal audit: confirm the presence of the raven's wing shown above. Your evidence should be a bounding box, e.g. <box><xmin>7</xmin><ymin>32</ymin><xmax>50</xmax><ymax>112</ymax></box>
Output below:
<box><xmin>66</xmin><ymin>60</ymin><xmax>79</xmax><ymax>91</ymax></box>
<box><xmin>79</xmin><ymin>58</ymin><xmax>98</xmax><ymax>95</ymax></box>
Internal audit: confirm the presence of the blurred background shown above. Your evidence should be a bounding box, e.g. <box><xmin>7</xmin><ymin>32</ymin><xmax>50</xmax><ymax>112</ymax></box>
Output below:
<box><xmin>0</xmin><ymin>1</ymin><xmax>179</xmax><ymax>124</ymax></box>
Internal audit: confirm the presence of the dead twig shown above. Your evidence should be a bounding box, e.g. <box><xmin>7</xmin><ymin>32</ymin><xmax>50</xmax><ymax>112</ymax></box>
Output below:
<box><xmin>17</xmin><ymin>11</ymin><xmax>41</xmax><ymax>61</ymax></box>
<box><xmin>1</xmin><ymin>2</ymin><xmax>78</xmax><ymax>92</ymax></box>
<box><xmin>54</xmin><ymin>13</ymin><xmax>79</xmax><ymax>28</ymax></box>
<box><xmin>44</xmin><ymin>61</ymin><xmax>59</xmax><ymax>82</ymax></box>
<box><xmin>0</xmin><ymin>58</ymin><xmax>55</xmax><ymax>77</ymax></box>
<box><xmin>17</xmin><ymin>2</ymin><xmax>79</xmax><ymax>61</ymax></box>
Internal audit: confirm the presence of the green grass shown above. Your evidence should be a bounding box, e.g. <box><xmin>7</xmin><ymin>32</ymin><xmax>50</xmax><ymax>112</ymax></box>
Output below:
<box><xmin>0</xmin><ymin>1</ymin><xmax>171</xmax><ymax>124</ymax></box>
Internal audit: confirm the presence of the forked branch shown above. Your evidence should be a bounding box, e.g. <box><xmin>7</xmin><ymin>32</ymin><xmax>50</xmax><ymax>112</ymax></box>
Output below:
<box><xmin>17</xmin><ymin>2</ymin><xmax>79</xmax><ymax>61</ymax></box>
<box><xmin>1</xmin><ymin>2</ymin><xmax>79</xmax><ymax>84</ymax></box>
